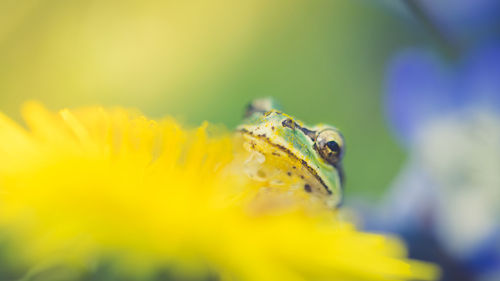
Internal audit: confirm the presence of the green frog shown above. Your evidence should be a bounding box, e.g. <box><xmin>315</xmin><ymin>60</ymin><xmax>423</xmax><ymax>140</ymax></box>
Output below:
<box><xmin>238</xmin><ymin>98</ymin><xmax>344</xmax><ymax>208</ymax></box>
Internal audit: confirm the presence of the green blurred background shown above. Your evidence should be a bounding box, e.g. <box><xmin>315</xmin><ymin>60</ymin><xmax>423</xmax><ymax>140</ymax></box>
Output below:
<box><xmin>0</xmin><ymin>0</ymin><xmax>428</xmax><ymax>199</ymax></box>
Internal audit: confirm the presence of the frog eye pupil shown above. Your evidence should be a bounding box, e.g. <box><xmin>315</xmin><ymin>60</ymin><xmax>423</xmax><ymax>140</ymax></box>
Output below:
<box><xmin>326</xmin><ymin>141</ymin><xmax>340</xmax><ymax>153</ymax></box>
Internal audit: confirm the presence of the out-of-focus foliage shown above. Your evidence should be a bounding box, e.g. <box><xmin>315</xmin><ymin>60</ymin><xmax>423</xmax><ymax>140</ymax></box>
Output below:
<box><xmin>0</xmin><ymin>0</ymin><xmax>421</xmax><ymax>198</ymax></box>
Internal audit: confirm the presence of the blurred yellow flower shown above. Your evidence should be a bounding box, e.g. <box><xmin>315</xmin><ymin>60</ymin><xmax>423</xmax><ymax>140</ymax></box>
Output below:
<box><xmin>0</xmin><ymin>102</ymin><xmax>438</xmax><ymax>281</ymax></box>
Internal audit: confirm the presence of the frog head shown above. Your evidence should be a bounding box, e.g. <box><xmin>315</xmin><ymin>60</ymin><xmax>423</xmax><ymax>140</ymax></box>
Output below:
<box><xmin>238</xmin><ymin>98</ymin><xmax>345</xmax><ymax>208</ymax></box>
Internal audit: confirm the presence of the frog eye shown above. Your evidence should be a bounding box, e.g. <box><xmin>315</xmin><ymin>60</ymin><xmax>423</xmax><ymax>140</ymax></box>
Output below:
<box><xmin>315</xmin><ymin>129</ymin><xmax>344</xmax><ymax>165</ymax></box>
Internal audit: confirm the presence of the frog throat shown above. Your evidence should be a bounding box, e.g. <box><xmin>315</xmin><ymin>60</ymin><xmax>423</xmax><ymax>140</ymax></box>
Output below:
<box><xmin>238</xmin><ymin>127</ymin><xmax>333</xmax><ymax>195</ymax></box>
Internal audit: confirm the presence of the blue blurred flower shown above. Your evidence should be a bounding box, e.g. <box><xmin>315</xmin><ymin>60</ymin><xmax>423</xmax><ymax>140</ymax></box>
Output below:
<box><xmin>418</xmin><ymin>0</ymin><xmax>500</xmax><ymax>41</ymax></box>
<box><xmin>380</xmin><ymin>42</ymin><xmax>500</xmax><ymax>281</ymax></box>
<box><xmin>380</xmin><ymin>0</ymin><xmax>500</xmax><ymax>44</ymax></box>
<box><xmin>385</xmin><ymin>43</ymin><xmax>500</xmax><ymax>146</ymax></box>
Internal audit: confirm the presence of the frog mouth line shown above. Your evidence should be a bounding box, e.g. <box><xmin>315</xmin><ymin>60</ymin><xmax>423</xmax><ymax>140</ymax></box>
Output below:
<box><xmin>238</xmin><ymin>128</ymin><xmax>333</xmax><ymax>195</ymax></box>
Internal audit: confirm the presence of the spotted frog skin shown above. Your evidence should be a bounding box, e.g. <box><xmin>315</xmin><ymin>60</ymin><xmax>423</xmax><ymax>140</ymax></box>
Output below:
<box><xmin>238</xmin><ymin>98</ymin><xmax>345</xmax><ymax>208</ymax></box>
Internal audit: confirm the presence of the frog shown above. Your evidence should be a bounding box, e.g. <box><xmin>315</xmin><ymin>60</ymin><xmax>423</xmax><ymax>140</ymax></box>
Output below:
<box><xmin>237</xmin><ymin>98</ymin><xmax>345</xmax><ymax>209</ymax></box>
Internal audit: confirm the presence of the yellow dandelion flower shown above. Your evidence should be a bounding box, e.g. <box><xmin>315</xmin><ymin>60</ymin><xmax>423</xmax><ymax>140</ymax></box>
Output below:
<box><xmin>0</xmin><ymin>102</ymin><xmax>438</xmax><ymax>281</ymax></box>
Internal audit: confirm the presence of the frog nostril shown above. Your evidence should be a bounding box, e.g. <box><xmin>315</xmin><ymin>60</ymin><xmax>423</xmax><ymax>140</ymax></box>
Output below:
<box><xmin>282</xmin><ymin>118</ymin><xmax>295</xmax><ymax>129</ymax></box>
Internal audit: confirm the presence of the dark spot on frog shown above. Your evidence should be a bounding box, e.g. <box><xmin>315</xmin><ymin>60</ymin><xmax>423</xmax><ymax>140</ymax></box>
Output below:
<box><xmin>304</xmin><ymin>184</ymin><xmax>312</xmax><ymax>193</ymax></box>
<box><xmin>300</xmin><ymin>175</ymin><xmax>304</xmax><ymax>179</ymax></box>
<box><xmin>292</xmin><ymin>166</ymin><xmax>296</xmax><ymax>169</ymax></box>
<box><xmin>287</xmin><ymin>171</ymin><xmax>291</xmax><ymax>176</ymax></box>
<box><xmin>250</xmin><ymin>141</ymin><xmax>256</xmax><ymax>149</ymax></box>
<box><xmin>271</xmin><ymin>126</ymin><xmax>275</xmax><ymax>131</ymax></box>
<box><xmin>271</xmin><ymin>151</ymin><xmax>280</xmax><ymax>157</ymax></box>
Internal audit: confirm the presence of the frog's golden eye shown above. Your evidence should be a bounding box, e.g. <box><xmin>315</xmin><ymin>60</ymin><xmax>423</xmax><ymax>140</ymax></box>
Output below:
<box><xmin>315</xmin><ymin>129</ymin><xmax>344</xmax><ymax>165</ymax></box>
